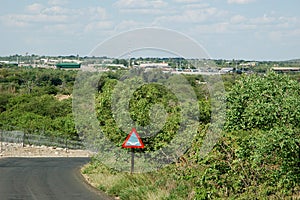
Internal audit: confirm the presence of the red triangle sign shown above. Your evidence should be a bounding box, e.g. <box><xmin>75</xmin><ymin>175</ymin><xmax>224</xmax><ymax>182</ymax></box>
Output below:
<box><xmin>122</xmin><ymin>128</ymin><xmax>144</xmax><ymax>148</ymax></box>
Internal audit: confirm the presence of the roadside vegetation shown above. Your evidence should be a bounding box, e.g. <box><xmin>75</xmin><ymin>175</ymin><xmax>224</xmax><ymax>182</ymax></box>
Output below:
<box><xmin>0</xmin><ymin>63</ymin><xmax>299</xmax><ymax>199</ymax></box>
<box><xmin>0</xmin><ymin>65</ymin><xmax>78</xmax><ymax>139</ymax></box>
<box><xmin>83</xmin><ymin>71</ymin><xmax>300</xmax><ymax>199</ymax></box>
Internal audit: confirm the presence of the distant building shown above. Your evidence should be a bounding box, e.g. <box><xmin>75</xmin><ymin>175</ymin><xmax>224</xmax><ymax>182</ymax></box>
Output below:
<box><xmin>106</xmin><ymin>64</ymin><xmax>126</xmax><ymax>68</ymax></box>
<box><xmin>139</xmin><ymin>63</ymin><xmax>169</xmax><ymax>68</ymax></box>
<box><xmin>0</xmin><ymin>61</ymin><xmax>18</xmax><ymax>66</ymax></box>
<box><xmin>239</xmin><ymin>62</ymin><xmax>257</xmax><ymax>67</ymax></box>
<box><xmin>56</xmin><ymin>63</ymin><xmax>81</xmax><ymax>69</ymax></box>
<box><xmin>0</xmin><ymin>61</ymin><xmax>10</xmax><ymax>64</ymax></box>
<box><xmin>219</xmin><ymin>67</ymin><xmax>234</xmax><ymax>74</ymax></box>
<box><xmin>272</xmin><ymin>67</ymin><xmax>300</xmax><ymax>73</ymax></box>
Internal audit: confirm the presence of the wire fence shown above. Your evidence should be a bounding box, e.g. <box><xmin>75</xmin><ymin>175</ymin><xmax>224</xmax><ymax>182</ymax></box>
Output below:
<box><xmin>0</xmin><ymin>129</ymin><xmax>85</xmax><ymax>152</ymax></box>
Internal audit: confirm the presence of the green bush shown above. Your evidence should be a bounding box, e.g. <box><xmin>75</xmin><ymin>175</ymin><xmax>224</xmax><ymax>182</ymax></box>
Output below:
<box><xmin>226</xmin><ymin>72</ymin><xmax>300</xmax><ymax>131</ymax></box>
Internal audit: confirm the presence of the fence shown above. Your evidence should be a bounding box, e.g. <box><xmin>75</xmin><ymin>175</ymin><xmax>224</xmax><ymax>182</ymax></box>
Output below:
<box><xmin>0</xmin><ymin>129</ymin><xmax>85</xmax><ymax>152</ymax></box>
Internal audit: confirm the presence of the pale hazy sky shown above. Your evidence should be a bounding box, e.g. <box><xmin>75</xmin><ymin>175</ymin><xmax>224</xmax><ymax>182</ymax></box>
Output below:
<box><xmin>0</xmin><ymin>0</ymin><xmax>299</xmax><ymax>60</ymax></box>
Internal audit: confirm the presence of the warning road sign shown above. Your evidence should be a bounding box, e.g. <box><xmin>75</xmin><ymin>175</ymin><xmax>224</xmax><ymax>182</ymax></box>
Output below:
<box><xmin>122</xmin><ymin>128</ymin><xmax>144</xmax><ymax>148</ymax></box>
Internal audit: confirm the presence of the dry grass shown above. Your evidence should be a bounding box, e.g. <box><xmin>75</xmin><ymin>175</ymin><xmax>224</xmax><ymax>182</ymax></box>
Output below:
<box><xmin>81</xmin><ymin>163</ymin><xmax>172</xmax><ymax>200</ymax></box>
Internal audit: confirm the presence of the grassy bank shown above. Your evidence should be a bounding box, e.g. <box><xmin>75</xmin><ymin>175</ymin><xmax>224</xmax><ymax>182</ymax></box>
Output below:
<box><xmin>81</xmin><ymin>130</ymin><xmax>299</xmax><ymax>199</ymax></box>
<box><xmin>81</xmin><ymin>158</ymin><xmax>186</xmax><ymax>200</ymax></box>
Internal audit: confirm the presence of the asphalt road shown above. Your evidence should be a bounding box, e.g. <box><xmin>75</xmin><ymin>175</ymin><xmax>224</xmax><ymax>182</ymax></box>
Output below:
<box><xmin>0</xmin><ymin>157</ymin><xmax>113</xmax><ymax>200</ymax></box>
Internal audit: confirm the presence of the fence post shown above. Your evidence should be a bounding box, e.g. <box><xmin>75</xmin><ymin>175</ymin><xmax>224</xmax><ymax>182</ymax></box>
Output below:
<box><xmin>65</xmin><ymin>138</ymin><xmax>68</xmax><ymax>153</ymax></box>
<box><xmin>0</xmin><ymin>130</ymin><xmax>3</xmax><ymax>153</ymax></box>
<box><xmin>22</xmin><ymin>131</ymin><xmax>26</xmax><ymax>147</ymax></box>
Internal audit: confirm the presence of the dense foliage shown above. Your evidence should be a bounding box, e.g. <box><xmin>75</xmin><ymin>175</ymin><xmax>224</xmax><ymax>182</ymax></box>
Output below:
<box><xmin>1</xmin><ymin>65</ymin><xmax>299</xmax><ymax>198</ymax></box>
<box><xmin>93</xmin><ymin>70</ymin><xmax>212</xmax><ymax>154</ymax></box>
<box><xmin>0</xmin><ymin>66</ymin><xmax>78</xmax><ymax>139</ymax></box>
<box><xmin>96</xmin><ymin>78</ymin><xmax>181</xmax><ymax>151</ymax></box>
<box><xmin>84</xmin><ymin>72</ymin><xmax>299</xmax><ymax>199</ymax></box>
<box><xmin>226</xmin><ymin>72</ymin><xmax>300</xmax><ymax>130</ymax></box>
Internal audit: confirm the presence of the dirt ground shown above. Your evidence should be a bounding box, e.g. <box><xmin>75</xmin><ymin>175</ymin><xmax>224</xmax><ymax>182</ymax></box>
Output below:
<box><xmin>0</xmin><ymin>142</ymin><xmax>94</xmax><ymax>158</ymax></box>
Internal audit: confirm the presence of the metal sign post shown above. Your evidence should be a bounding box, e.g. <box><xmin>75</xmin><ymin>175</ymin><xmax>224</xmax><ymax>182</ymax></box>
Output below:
<box><xmin>131</xmin><ymin>149</ymin><xmax>135</xmax><ymax>174</ymax></box>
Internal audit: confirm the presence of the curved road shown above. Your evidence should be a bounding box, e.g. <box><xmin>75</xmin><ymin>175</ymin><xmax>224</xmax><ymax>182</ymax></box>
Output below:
<box><xmin>0</xmin><ymin>157</ymin><xmax>113</xmax><ymax>200</ymax></box>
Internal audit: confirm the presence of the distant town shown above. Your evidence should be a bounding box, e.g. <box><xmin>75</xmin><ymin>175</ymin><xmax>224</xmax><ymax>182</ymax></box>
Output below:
<box><xmin>1</xmin><ymin>54</ymin><xmax>300</xmax><ymax>74</ymax></box>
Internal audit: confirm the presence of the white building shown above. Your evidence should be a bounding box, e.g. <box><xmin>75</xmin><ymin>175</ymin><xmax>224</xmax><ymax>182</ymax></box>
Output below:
<box><xmin>139</xmin><ymin>63</ymin><xmax>169</xmax><ymax>68</ymax></box>
<box><xmin>219</xmin><ymin>68</ymin><xmax>234</xmax><ymax>74</ymax></box>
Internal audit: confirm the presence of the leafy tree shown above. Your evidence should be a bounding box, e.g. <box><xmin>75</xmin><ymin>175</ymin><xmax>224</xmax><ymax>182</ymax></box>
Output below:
<box><xmin>226</xmin><ymin>72</ymin><xmax>300</xmax><ymax>131</ymax></box>
<box><xmin>0</xmin><ymin>67</ymin><xmax>77</xmax><ymax>138</ymax></box>
<box><xmin>0</xmin><ymin>93</ymin><xmax>13</xmax><ymax>113</ymax></box>
<box><xmin>192</xmin><ymin>72</ymin><xmax>300</xmax><ymax>199</ymax></box>
<box><xmin>112</xmin><ymin>59</ymin><xmax>128</xmax><ymax>67</ymax></box>
<box><xmin>53</xmin><ymin>114</ymin><xmax>78</xmax><ymax>139</ymax></box>
<box><xmin>95</xmin><ymin>72</ymin><xmax>184</xmax><ymax>151</ymax></box>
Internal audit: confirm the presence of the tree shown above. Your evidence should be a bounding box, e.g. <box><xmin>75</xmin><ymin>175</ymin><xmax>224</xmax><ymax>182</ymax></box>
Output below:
<box><xmin>226</xmin><ymin>72</ymin><xmax>300</xmax><ymax>131</ymax></box>
<box><xmin>112</xmin><ymin>59</ymin><xmax>128</xmax><ymax>67</ymax></box>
